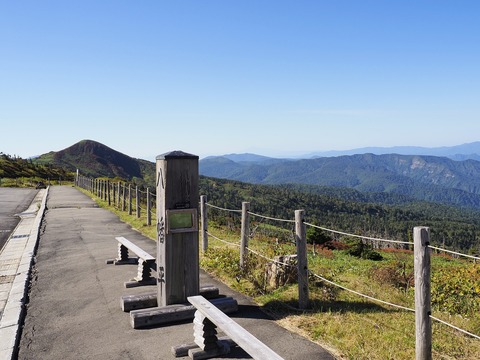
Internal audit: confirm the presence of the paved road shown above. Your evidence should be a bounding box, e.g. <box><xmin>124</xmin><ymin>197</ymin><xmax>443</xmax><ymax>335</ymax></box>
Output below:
<box><xmin>17</xmin><ymin>186</ymin><xmax>335</xmax><ymax>360</ymax></box>
<box><xmin>0</xmin><ymin>188</ymin><xmax>38</xmax><ymax>251</ymax></box>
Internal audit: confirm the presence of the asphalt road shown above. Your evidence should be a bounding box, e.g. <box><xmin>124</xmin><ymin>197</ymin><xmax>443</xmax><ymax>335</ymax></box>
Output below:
<box><xmin>0</xmin><ymin>188</ymin><xmax>38</xmax><ymax>251</ymax></box>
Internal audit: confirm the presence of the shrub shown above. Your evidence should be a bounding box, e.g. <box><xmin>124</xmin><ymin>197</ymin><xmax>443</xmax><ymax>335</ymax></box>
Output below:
<box><xmin>431</xmin><ymin>264</ymin><xmax>480</xmax><ymax>316</ymax></box>
<box><xmin>344</xmin><ymin>238</ymin><xmax>383</xmax><ymax>261</ymax></box>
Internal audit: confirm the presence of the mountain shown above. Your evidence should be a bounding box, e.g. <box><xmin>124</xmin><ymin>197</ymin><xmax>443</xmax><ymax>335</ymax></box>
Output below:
<box><xmin>28</xmin><ymin>139</ymin><xmax>480</xmax><ymax>210</ymax></box>
<box><xmin>204</xmin><ymin>153</ymin><xmax>277</xmax><ymax>163</ymax></box>
<box><xmin>199</xmin><ymin>153</ymin><xmax>480</xmax><ymax>209</ymax></box>
<box><xmin>33</xmin><ymin>140</ymin><xmax>155</xmax><ymax>184</ymax></box>
<box><xmin>305</xmin><ymin>141</ymin><xmax>480</xmax><ymax>160</ymax></box>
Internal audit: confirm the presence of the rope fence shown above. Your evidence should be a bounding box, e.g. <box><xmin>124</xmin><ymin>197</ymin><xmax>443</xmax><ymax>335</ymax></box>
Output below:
<box><xmin>304</xmin><ymin>222</ymin><xmax>411</xmax><ymax>246</ymax></box>
<box><xmin>76</xmin><ymin>175</ymin><xmax>156</xmax><ymax>225</ymax></box>
<box><xmin>202</xmin><ymin>199</ymin><xmax>480</xmax><ymax>346</ymax></box>
<box><xmin>74</xmin><ymin>174</ymin><xmax>480</xmax><ymax>355</ymax></box>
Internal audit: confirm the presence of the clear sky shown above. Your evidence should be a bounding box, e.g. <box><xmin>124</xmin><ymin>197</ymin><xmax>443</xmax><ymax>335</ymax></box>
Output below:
<box><xmin>1</xmin><ymin>1</ymin><xmax>480</xmax><ymax>161</ymax></box>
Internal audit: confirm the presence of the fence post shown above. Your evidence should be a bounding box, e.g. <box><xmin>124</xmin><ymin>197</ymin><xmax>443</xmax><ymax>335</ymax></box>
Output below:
<box><xmin>146</xmin><ymin>187</ymin><xmax>151</xmax><ymax>226</ymax></box>
<box><xmin>128</xmin><ymin>184</ymin><xmax>132</xmax><ymax>215</ymax></box>
<box><xmin>240</xmin><ymin>202</ymin><xmax>250</xmax><ymax>269</ymax></box>
<box><xmin>117</xmin><ymin>182</ymin><xmax>121</xmax><ymax>208</ymax></box>
<box><xmin>107</xmin><ymin>180</ymin><xmax>115</xmax><ymax>206</ymax></box>
<box><xmin>107</xmin><ymin>180</ymin><xmax>111</xmax><ymax>206</ymax></box>
<box><xmin>414</xmin><ymin>226</ymin><xmax>432</xmax><ymax>360</ymax></box>
<box><xmin>295</xmin><ymin>209</ymin><xmax>309</xmax><ymax>309</ymax></box>
<box><xmin>122</xmin><ymin>183</ymin><xmax>126</xmax><ymax>212</ymax></box>
<box><xmin>136</xmin><ymin>186</ymin><xmax>140</xmax><ymax>218</ymax></box>
<box><xmin>200</xmin><ymin>195</ymin><xmax>208</xmax><ymax>252</ymax></box>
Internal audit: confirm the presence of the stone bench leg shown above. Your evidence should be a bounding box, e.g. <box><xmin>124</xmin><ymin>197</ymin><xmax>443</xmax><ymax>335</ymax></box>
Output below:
<box><xmin>135</xmin><ymin>260</ymin><xmax>152</xmax><ymax>282</ymax></box>
<box><xmin>111</xmin><ymin>244</ymin><xmax>138</xmax><ymax>265</ymax></box>
<box><xmin>124</xmin><ymin>261</ymin><xmax>156</xmax><ymax>288</ymax></box>
<box><xmin>188</xmin><ymin>311</ymin><xmax>230</xmax><ymax>359</ymax></box>
<box><xmin>118</xmin><ymin>243</ymin><xmax>129</xmax><ymax>261</ymax></box>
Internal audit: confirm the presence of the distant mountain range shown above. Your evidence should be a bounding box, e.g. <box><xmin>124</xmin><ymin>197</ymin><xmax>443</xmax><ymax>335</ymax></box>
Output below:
<box><xmin>204</xmin><ymin>142</ymin><xmax>480</xmax><ymax>163</ymax></box>
<box><xmin>303</xmin><ymin>141</ymin><xmax>480</xmax><ymax>161</ymax></box>
<box><xmin>200</xmin><ymin>147</ymin><xmax>480</xmax><ymax>210</ymax></box>
<box><xmin>28</xmin><ymin>139</ymin><xmax>480</xmax><ymax>209</ymax></box>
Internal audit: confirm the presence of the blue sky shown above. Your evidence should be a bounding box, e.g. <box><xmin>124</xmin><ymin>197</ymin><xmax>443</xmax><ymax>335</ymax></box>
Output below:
<box><xmin>1</xmin><ymin>1</ymin><xmax>480</xmax><ymax>160</ymax></box>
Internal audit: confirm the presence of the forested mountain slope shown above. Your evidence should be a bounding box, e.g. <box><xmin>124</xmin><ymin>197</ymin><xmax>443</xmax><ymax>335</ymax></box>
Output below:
<box><xmin>200</xmin><ymin>177</ymin><xmax>480</xmax><ymax>252</ymax></box>
<box><xmin>200</xmin><ymin>154</ymin><xmax>480</xmax><ymax>209</ymax></box>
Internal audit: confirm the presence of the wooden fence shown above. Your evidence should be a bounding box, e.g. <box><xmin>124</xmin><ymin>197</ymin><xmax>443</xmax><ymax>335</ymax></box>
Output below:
<box><xmin>76</xmin><ymin>175</ymin><xmax>155</xmax><ymax>226</ymax></box>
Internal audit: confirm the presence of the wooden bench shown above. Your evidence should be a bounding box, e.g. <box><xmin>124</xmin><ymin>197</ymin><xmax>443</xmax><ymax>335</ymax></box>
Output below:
<box><xmin>109</xmin><ymin>236</ymin><xmax>156</xmax><ymax>287</ymax></box>
<box><xmin>172</xmin><ymin>295</ymin><xmax>284</xmax><ymax>360</ymax></box>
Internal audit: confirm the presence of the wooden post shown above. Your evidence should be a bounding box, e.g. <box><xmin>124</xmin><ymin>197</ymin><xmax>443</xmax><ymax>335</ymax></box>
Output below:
<box><xmin>128</xmin><ymin>184</ymin><xmax>132</xmax><ymax>215</ymax></box>
<box><xmin>146</xmin><ymin>187</ymin><xmax>151</xmax><ymax>226</ymax></box>
<box><xmin>414</xmin><ymin>226</ymin><xmax>432</xmax><ymax>360</ymax></box>
<box><xmin>107</xmin><ymin>180</ymin><xmax>111</xmax><ymax>206</ymax></box>
<box><xmin>112</xmin><ymin>181</ymin><xmax>117</xmax><ymax>207</ymax></box>
<box><xmin>117</xmin><ymin>182</ymin><xmax>121</xmax><ymax>207</ymax></box>
<box><xmin>240</xmin><ymin>202</ymin><xmax>250</xmax><ymax>269</ymax></box>
<box><xmin>136</xmin><ymin>186</ymin><xmax>140</xmax><ymax>218</ymax></box>
<box><xmin>104</xmin><ymin>180</ymin><xmax>107</xmax><ymax>201</ymax></box>
<box><xmin>295</xmin><ymin>209</ymin><xmax>309</xmax><ymax>309</ymax></box>
<box><xmin>200</xmin><ymin>195</ymin><xmax>208</xmax><ymax>252</ymax></box>
<box><xmin>122</xmin><ymin>183</ymin><xmax>126</xmax><ymax>212</ymax></box>
<box><xmin>156</xmin><ymin>150</ymin><xmax>200</xmax><ymax>306</ymax></box>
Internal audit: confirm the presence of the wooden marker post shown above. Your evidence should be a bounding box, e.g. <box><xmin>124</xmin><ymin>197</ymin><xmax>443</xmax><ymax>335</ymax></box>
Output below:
<box><xmin>156</xmin><ymin>151</ymin><xmax>200</xmax><ymax>307</ymax></box>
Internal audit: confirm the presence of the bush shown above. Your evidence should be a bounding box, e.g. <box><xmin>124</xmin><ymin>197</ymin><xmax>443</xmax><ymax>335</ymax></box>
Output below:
<box><xmin>344</xmin><ymin>238</ymin><xmax>383</xmax><ymax>261</ymax></box>
<box><xmin>431</xmin><ymin>264</ymin><xmax>480</xmax><ymax>316</ymax></box>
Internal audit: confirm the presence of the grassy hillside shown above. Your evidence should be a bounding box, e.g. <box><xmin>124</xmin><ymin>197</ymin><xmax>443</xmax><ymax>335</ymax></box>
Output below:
<box><xmin>201</xmin><ymin>228</ymin><xmax>480</xmax><ymax>360</ymax></box>
<box><xmin>0</xmin><ymin>153</ymin><xmax>74</xmax><ymax>183</ymax></box>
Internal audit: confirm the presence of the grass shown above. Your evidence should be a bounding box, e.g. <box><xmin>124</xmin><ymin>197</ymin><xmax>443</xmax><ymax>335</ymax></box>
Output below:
<box><xmin>0</xmin><ymin>177</ymin><xmax>71</xmax><ymax>188</ymax></box>
<box><xmin>80</xmin><ymin>186</ymin><xmax>480</xmax><ymax>359</ymax></box>
<box><xmin>201</xmin><ymin>224</ymin><xmax>480</xmax><ymax>359</ymax></box>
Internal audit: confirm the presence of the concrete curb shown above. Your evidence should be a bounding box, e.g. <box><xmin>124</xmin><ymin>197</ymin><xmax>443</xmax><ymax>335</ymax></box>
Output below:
<box><xmin>0</xmin><ymin>187</ymin><xmax>49</xmax><ymax>359</ymax></box>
